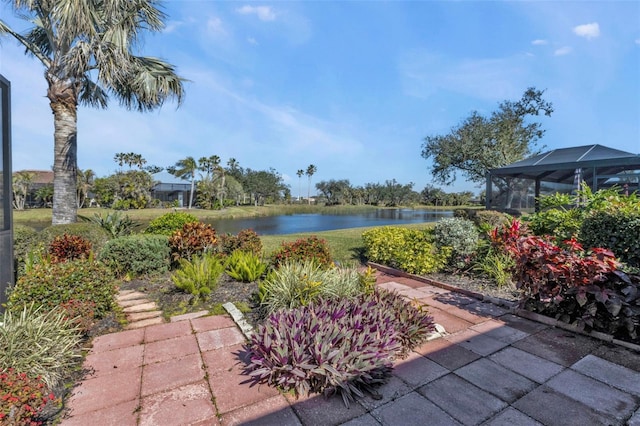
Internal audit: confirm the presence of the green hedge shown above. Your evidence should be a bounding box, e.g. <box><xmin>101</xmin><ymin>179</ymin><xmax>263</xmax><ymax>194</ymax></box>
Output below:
<box><xmin>580</xmin><ymin>211</ymin><xmax>640</xmax><ymax>268</ymax></box>
<box><xmin>99</xmin><ymin>234</ymin><xmax>171</xmax><ymax>276</ymax></box>
<box><xmin>362</xmin><ymin>226</ymin><xmax>449</xmax><ymax>275</ymax></box>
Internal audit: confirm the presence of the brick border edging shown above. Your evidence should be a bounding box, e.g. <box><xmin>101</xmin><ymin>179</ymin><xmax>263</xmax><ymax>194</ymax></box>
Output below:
<box><xmin>368</xmin><ymin>262</ymin><xmax>640</xmax><ymax>353</ymax></box>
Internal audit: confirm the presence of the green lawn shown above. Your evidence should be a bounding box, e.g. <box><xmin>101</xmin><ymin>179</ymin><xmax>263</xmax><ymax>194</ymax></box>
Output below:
<box><xmin>261</xmin><ymin>223</ymin><xmax>435</xmax><ymax>265</ymax></box>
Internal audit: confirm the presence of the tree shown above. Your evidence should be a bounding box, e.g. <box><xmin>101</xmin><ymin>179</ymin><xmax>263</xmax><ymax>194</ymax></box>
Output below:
<box><xmin>421</xmin><ymin>88</ymin><xmax>553</xmax><ymax>189</ymax></box>
<box><xmin>35</xmin><ymin>184</ymin><xmax>54</xmax><ymax>207</ymax></box>
<box><xmin>315</xmin><ymin>179</ymin><xmax>351</xmax><ymax>205</ymax></box>
<box><xmin>168</xmin><ymin>157</ymin><xmax>198</xmax><ymax>209</ymax></box>
<box><xmin>296</xmin><ymin>169</ymin><xmax>305</xmax><ymax>202</ymax></box>
<box><xmin>244</xmin><ymin>168</ymin><xmax>287</xmax><ymax>206</ymax></box>
<box><xmin>305</xmin><ymin>164</ymin><xmax>317</xmax><ymax>205</ymax></box>
<box><xmin>0</xmin><ymin>0</ymin><xmax>184</xmax><ymax>224</ymax></box>
<box><xmin>76</xmin><ymin>169</ymin><xmax>95</xmax><ymax>208</ymax></box>
<box><xmin>12</xmin><ymin>171</ymin><xmax>36</xmax><ymax>210</ymax></box>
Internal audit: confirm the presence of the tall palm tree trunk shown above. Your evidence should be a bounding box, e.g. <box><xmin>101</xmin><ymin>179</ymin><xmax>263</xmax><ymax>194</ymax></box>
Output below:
<box><xmin>50</xmin><ymin>97</ymin><xmax>78</xmax><ymax>224</ymax></box>
<box><xmin>188</xmin><ymin>177</ymin><xmax>195</xmax><ymax>209</ymax></box>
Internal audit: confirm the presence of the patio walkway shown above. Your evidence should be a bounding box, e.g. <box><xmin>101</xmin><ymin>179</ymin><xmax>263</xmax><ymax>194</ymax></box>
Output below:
<box><xmin>59</xmin><ymin>271</ymin><xmax>640</xmax><ymax>425</ymax></box>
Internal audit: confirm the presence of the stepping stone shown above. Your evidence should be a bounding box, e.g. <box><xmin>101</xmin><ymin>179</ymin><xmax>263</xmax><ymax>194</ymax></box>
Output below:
<box><xmin>119</xmin><ymin>298</ymin><xmax>153</xmax><ymax>308</ymax></box>
<box><xmin>170</xmin><ymin>311</ymin><xmax>209</xmax><ymax>322</ymax></box>
<box><xmin>127</xmin><ymin>311</ymin><xmax>163</xmax><ymax>322</ymax></box>
<box><xmin>126</xmin><ymin>316</ymin><xmax>164</xmax><ymax>329</ymax></box>
<box><xmin>117</xmin><ymin>291</ymin><xmax>149</xmax><ymax>302</ymax></box>
<box><xmin>123</xmin><ymin>302</ymin><xmax>159</xmax><ymax>313</ymax></box>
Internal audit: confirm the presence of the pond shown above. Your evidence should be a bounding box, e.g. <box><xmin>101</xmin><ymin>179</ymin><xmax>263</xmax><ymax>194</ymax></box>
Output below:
<box><xmin>202</xmin><ymin>209</ymin><xmax>453</xmax><ymax>235</ymax></box>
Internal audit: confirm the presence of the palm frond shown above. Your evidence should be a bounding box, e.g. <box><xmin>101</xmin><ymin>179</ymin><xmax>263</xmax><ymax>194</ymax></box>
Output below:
<box><xmin>23</xmin><ymin>23</ymin><xmax>53</xmax><ymax>57</ymax></box>
<box><xmin>0</xmin><ymin>18</ymin><xmax>51</xmax><ymax>66</ymax></box>
<box><xmin>110</xmin><ymin>55</ymin><xmax>185</xmax><ymax>112</ymax></box>
<box><xmin>78</xmin><ymin>78</ymin><xmax>108</xmax><ymax>108</ymax></box>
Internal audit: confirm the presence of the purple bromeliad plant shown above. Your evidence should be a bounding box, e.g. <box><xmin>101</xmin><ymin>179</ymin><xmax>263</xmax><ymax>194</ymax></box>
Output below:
<box><xmin>244</xmin><ymin>288</ymin><xmax>435</xmax><ymax>406</ymax></box>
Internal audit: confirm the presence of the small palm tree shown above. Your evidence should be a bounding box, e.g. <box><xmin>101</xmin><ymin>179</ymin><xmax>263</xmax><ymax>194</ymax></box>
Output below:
<box><xmin>76</xmin><ymin>169</ymin><xmax>95</xmax><ymax>208</ymax></box>
<box><xmin>12</xmin><ymin>171</ymin><xmax>37</xmax><ymax>210</ymax></box>
<box><xmin>296</xmin><ymin>169</ymin><xmax>304</xmax><ymax>202</ymax></box>
<box><xmin>306</xmin><ymin>164</ymin><xmax>317</xmax><ymax>205</ymax></box>
<box><xmin>168</xmin><ymin>157</ymin><xmax>198</xmax><ymax>209</ymax></box>
<box><xmin>0</xmin><ymin>0</ymin><xmax>184</xmax><ymax>224</ymax></box>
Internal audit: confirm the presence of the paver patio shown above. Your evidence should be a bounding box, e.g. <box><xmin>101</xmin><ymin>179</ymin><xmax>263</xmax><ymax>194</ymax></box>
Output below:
<box><xmin>59</xmin><ymin>271</ymin><xmax>640</xmax><ymax>425</ymax></box>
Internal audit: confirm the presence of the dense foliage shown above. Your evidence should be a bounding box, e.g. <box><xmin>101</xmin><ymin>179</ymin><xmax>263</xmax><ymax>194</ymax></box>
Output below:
<box><xmin>0</xmin><ymin>368</ymin><xmax>54</xmax><ymax>426</ymax></box>
<box><xmin>493</xmin><ymin>219</ymin><xmax>640</xmax><ymax>341</ymax></box>
<box><xmin>270</xmin><ymin>236</ymin><xmax>333</xmax><ymax>269</ymax></box>
<box><xmin>362</xmin><ymin>226</ymin><xmax>449</xmax><ymax>275</ymax></box>
<box><xmin>80</xmin><ymin>211</ymin><xmax>140</xmax><ymax>238</ymax></box>
<box><xmin>258</xmin><ymin>260</ymin><xmax>367</xmax><ymax>314</ymax></box>
<box><xmin>245</xmin><ymin>289</ymin><xmax>434</xmax><ymax>406</ymax></box>
<box><xmin>0</xmin><ymin>305</ymin><xmax>82</xmax><ymax>388</ymax></box>
<box><xmin>433</xmin><ymin>217</ymin><xmax>479</xmax><ymax>267</ymax></box>
<box><xmin>144</xmin><ymin>211</ymin><xmax>198</xmax><ymax>236</ymax></box>
<box><xmin>580</xmin><ymin>211</ymin><xmax>640</xmax><ymax>268</ymax></box>
<box><xmin>225</xmin><ymin>250</ymin><xmax>267</xmax><ymax>282</ymax></box>
<box><xmin>168</xmin><ymin>221</ymin><xmax>217</xmax><ymax>262</ymax></box>
<box><xmin>7</xmin><ymin>260</ymin><xmax>117</xmax><ymax>319</ymax></box>
<box><xmin>98</xmin><ymin>234</ymin><xmax>171</xmax><ymax>277</ymax></box>
<box><xmin>12</xmin><ymin>225</ymin><xmax>39</xmax><ymax>278</ymax></box>
<box><xmin>218</xmin><ymin>229</ymin><xmax>263</xmax><ymax>257</ymax></box>
<box><xmin>48</xmin><ymin>234</ymin><xmax>92</xmax><ymax>264</ymax></box>
<box><xmin>38</xmin><ymin>223</ymin><xmax>109</xmax><ymax>254</ymax></box>
<box><xmin>171</xmin><ymin>253</ymin><xmax>225</xmax><ymax>300</ymax></box>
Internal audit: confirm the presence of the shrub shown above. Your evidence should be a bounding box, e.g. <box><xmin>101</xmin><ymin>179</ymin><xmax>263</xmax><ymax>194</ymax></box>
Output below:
<box><xmin>48</xmin><ymin>233</ymin><xmax>92</xmax><ymax>264</ymax></box>
<box><xmin>527</xmin><ymin>206</ymin><xmax>583</xmax><ymax>241</ymax></box>
<box><xmin>7</xmin><ymin>260</ymin><xmax>117</xmax><ymax>319</ymax></box>
<box><xmin>506</xmin><ymin>234</ymin><xmax>640</xmax><ymax>341</ymax></box>
<box><xmin>99</xmin><ymin>234</ymin><xmax>170</xmax><ymax>277</ymax></box>
<box><xmin>473</xmin><ymin>210</ymin><xmax>511</xmax><ymax>230</ymax></box>
<box><xmin>473</xmin><ymin>249</ymin><xmax>515</xmax><ymax>288</ymax></box>
<box><xmin>144</xmin><ymin>211</ymin><xmax>198</xmax><ymax>236</ymax></box>
<box><xmin>172</xmin><ymin>253</ymin><xmax>225</xmax><ymax>300</ymax></box>
<box><xmin>225</xmin><ymin>250</ymin><xmax>267</xmax><ymax>282</ymax></box>
<box><xmin>362</xmin><ymin>227</ymin><xmax>449</xmax><ymax>275</ymax></box>
<box><xmin>38</xmin><ymin>223</ymin><xmax>109</xmax><ymax>254</ymax></box>
<box><xmin>218</xmin><ymin>229</ymin><xmax>263</xmax><ymax>256</ymax></box>
<box><xmin>59</xmin><ymin>299</ymin><xmax>96</xmax><ymax>335</ymax></box>
<box><xmin>0</xmin><ymin>368</ymin><xmax>54</xmax><ymax>426</ymax></box>
<box><xmin>13</xmin><ymin>225</ymin><xmax>39</xmax><ymax>278</ymax></box>
<box><xmin>245</xmin><ymin>289</ymin><xmax>434</xmax><ymax>406</ymax></box>
<box><xmin>433</xmin><ymin>217</ymin><xmax>479</xmax><ymax>267</ymax></box>
<box><xmin>258</xmin><ymin>260</ymin><xmax>368</xmax><ymax>314</ymax></box>
<box><xmin>168</xmin><ymin>222</ymin><xmax>217</xmax><ymax>263</ymax></box>
<box><xmin>0</xmin><ymin>305</ymin><xmax>83</xmax><ymax>388</ymax></box>
<box><xmin>80</xmin><ymin>211</ymin><xmax>140</xmax><ymax>238</ymax></box>
<box><xmin>270</xmin><ymin>236</ymin><xmax>333</xmax><ymax>269</ymax></box>
<box><xmin>580</xmin><ymin>211</ymin><xmax>640</xmax><ymax>268</ymax></box>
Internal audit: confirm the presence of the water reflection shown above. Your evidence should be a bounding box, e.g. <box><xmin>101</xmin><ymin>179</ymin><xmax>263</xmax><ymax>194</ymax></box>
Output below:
<box><xmin>203</xmin><ymin>209</ymin><xmax>453</xmax><ymax>235</ymax></box>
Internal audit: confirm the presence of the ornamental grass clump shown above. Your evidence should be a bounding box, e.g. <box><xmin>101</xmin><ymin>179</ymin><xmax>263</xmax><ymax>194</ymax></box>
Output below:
<box><xmin>245</xmin><ymin>289</ymin><xmax>435</xmax><ymax>406</ymax></box>
<box><xmin>172</xmin><ymin>252</ymin><xmax>225</xmax><ymax>300</ymax></box>
<box><xmin>225</xmin><ymin>250</ymin><xmax>267</xmax><ymax>282</ymax></box>
<box><xmin>258</xmin><ymin>260</ymin><xmax>366</xmax><ymax>314</ymax></box>
<box><xmin>0</xmin><ymin>305</ymin><xmax>83</xmax><ymax>389</ymax></box>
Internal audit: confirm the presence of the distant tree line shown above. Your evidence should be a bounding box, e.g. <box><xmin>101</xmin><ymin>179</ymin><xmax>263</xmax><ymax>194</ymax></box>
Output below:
<box><xmin>12</xmin><ymin>153</ymin><xmax>476</xmax><ymax>210</ymax></box>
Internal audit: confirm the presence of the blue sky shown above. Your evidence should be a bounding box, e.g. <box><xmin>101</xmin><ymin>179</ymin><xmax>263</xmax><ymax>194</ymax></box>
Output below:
<box><xmin>1</xmin><ymin>1</ymin><xmax>639</xmax><ymax>197</ymax></box>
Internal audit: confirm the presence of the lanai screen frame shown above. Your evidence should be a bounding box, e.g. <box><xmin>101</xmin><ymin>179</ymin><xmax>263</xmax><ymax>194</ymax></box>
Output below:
<box><xmin>485</xmin><ymin>145</ymin><xmax>640</xmax><ymax>212</ymax></box>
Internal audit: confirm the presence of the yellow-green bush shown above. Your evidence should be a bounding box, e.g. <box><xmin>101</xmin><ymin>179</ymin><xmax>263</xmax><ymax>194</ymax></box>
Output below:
<box><xmin>362</xmin><ymin>227</ymin><xmax>449</xmax><ymax>275</ymax></box>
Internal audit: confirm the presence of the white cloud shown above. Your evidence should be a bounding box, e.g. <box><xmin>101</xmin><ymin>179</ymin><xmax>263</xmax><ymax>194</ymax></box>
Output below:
<box><xmin>531</xmin><ymin>39</ymin><xmax>548</xmax><ymax>45</ymax></box>
<box><xmin>236</xmin><ymin>5</ymin><xmax>276</xmax><ymax>22</ymax></box>
<box><xmin>554</xmin><ymin>46</ymin><xmax>572</xmax><ymax>56</ymax></box>
<box><xmin>247</xmin><ymin>37</ymin><xmax>258</xmax><ymax>45</ymax></box>
<box><xmin>573</xmin><ymin>22</ymin><xmax>600</xmax><ymax>40</ymax></box>
<box><xmin>398</xmin><ymin>50</ymin><xmax>532</xmax><ymax>102</ymax></box>
<box><xmin>207</xmin><ymin>17</ymin><xmax>226</xmax><ymax>36</ymax></box>
<box><xmin>635</xmin><ymin>39</ymin><xmax>640</xmax><ymax>45</ymax></box>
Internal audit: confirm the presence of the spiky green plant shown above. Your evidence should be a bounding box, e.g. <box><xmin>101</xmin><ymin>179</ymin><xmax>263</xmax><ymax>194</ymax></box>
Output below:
<box><xmin>171</xmin><ymin>253</ymin><xmax>225</xmax><ymax>299</ymax></box>
<box><xmin>80</xmin><ymin>211</ymin><xmax>140</xmax><ymax>238</ymax></box>
<box><xmin>0</xmin><ymin>304</ymin><xmax>83</xmax><ymax>388</ymax></box>
<box><xmin>258</xmin><ymin>260</ymin><xmax>367</xmax><ymax>314</ymax></box>
<box><xmin>225</xmin><ymin>250</ymin><xmax>267</xmax><ymax>282</ymax></box>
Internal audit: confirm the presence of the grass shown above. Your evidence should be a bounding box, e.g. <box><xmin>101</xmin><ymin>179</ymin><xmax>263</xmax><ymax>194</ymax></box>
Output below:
<box><xmin>260</xmin><ymin>222</ymin><xmax>436</xmax><ymax>265</ymax></box>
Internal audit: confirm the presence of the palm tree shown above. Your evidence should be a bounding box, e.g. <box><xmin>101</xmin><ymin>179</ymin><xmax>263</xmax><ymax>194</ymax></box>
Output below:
<box><xmin>168</xmin><ymin>157</ymin><xmax>198</xmax><ymax>209</ymax></box>
<box><xmin>0</xmin><ymin>0</ymin><xmax>184</xmax><ymax>224</ymax></box>
<box><xmin>76</xmin><ymin>169</ymin><xmax>95</xmax><ymax>208</ymax></box>
<box><xmin>12</xmin><ymin>171</ymin><xmax>37</xmax><ymax>210</ymax></box>
<box><xmin>306</xmin><ymin>164</ymin><xmax>317</xmax><ymax>205</ymax></box>
<box><xmin>296</xmin><ymin>169</ymin><xmax>304</xmax><ymax>202</ymax></box>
